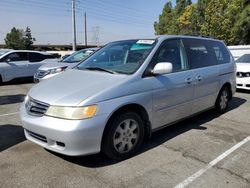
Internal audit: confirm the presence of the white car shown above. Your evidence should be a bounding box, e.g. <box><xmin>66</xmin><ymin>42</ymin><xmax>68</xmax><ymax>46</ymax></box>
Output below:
<box><xmin>236</xmin><ymin>54</ymin><xmax>250</xmax><ymax>90</ymax></box>
<box><xmin>0</xmin><ymin>50</ymin><xmax>58</xmax><ymax>84</ymax></box>
<box><xmin>34</xmin><ymin>48</ymin><xmax>99</xmax><ymax>83</ymax></box>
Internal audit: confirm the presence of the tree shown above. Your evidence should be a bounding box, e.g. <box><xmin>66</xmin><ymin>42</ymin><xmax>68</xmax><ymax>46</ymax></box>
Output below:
<box><xmin>233</xmin><ymin>4</ymin><xmax>250</xmax><ymax>44</ymax></box>
<box><xmin>4</xmin><ymin>27</ymin><xmax>25</xmax><ymax>49</ymax></box>
<box><xmin>4</xmin><ymin>27</ymin><xmax>35</xmax><ymax>50</ymax></box>
<box><xmin>24</xmin><ymin>27</ymin><xmax>36</xmax><ymax>50</ymax></box>
<box><xmin>154</xmin><ymin>0</ymin><xmax>250</xmax><ymax>45</ymax></box>
<box><xmin>154</xmin><ymin>0</ymin><xmax>191</xmax><ymax>35</ymax></box>
<box><xmin>177</xmin><ymin>4</ymin><xmax>197</xmax><ymax>34</ymax></box>
<box><xmin>200</xmin><ymin>0</ymin><xmax>242</xmax><ymax>44</ymax></box>
<box><xmin>154</xmin><ymin>1</ymin><xmax>178</xmax><ymax>35</ymax></box>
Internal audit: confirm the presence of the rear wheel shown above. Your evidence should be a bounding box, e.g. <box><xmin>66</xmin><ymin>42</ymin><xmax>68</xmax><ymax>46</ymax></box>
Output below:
<box><xmin>215</xmin><ymin>86</ymin><xmax>230</xmax><ymax>113</ymax></box>
<box><xmin>102</xmin><ymin>112</ymin><xmax>144</xmax><ymax>161</ymax></box>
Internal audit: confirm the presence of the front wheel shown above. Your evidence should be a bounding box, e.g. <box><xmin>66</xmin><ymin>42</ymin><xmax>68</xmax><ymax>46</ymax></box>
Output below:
<box><xmin>102</xmin><ymin>112</ymin><xmax>145</xmax><ymax>161</ymax></box>
<box><xmin>215</xmin><ymin>87</ymin><xmax>231</xmax><ymax>114</ymax></box>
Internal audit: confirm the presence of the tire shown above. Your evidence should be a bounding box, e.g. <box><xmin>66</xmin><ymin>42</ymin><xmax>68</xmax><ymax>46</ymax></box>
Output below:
<box><xmin>102</xmin><ymin>112</ymin><xmax>145</xmax><ymax>161</ymax></box>
<box><xmin>0</xmin><ymin>75</ymin><xmax>2</xmax><ymax>85</ymax></box>
<box><xmin>215</xmin><ymin>86</ymin><xmax>230</xmax><ymax>114</ymax></box>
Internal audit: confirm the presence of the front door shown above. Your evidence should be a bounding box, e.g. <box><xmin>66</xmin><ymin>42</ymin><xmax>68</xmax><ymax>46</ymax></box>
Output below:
<box><xmin>3</xmin><ymin>52</ymin><xmax>28</xmax><ymax>81</ymax></box>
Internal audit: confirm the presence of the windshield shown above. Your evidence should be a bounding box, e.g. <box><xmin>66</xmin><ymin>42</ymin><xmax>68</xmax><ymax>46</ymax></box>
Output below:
<box><xmin>77</xmin><ymin>39</ymin><xmax>156</xmax><ymax>74</ymax></box>
<box><xmin>63</xmin><ymin>49</ymin><xmax>95</xmax><ymax>63</ymax></box>
<box><xmin>236</xmin><ymin>54</ymin><xmax>250</xmax><ymax>63</ymax></box>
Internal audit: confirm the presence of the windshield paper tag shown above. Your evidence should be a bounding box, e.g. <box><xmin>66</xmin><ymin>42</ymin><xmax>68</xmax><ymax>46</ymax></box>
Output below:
<box><xmin>136</xmin><ymin>40</ymin><xmax>155</xmax><ymax>45</ymax></box>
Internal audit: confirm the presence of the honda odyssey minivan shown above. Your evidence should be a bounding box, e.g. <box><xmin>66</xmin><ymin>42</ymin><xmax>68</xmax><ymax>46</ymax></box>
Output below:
<box><xmin>20</xmin><ymin>35</ymin><xmax>236</xmax><ymax>160</ymax></box>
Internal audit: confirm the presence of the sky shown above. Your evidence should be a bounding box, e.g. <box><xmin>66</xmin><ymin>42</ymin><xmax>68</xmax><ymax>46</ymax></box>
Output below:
<box><xmin>0</xmin><ymin>0</ymin><xmax>195</xmax><ymax>46</ymax></box>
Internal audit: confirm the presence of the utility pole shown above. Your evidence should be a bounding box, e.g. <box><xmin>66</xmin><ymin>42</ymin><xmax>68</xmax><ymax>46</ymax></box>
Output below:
<box><xmin>72</xmin><ymin>0</ymin><xmax>76</xmax><ymax>51</ymax></box>
<box><xmin>84</xmin><ymin>12</ymin><xmax>87</xmax><ymax>47</ymax></box>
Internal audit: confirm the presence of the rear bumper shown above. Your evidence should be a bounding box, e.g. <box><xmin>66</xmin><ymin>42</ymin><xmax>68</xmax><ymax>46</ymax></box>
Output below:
<box><xmin>20</xmin><ymin>103</ymin><xmax>108</xmax><ymax>156</ymax></box>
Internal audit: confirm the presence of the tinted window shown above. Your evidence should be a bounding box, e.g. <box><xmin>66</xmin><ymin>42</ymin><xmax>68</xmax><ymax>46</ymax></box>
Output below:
<box><xmin>29</xmin><ymin>52</ymin><xmax>46</xmax><ymax>62</ymax></box>
<box><xmin>183</xmin><ymin>39</ymin><xmax>217</xmax><ymax>69</ymax></box>
<box><xmin>236</xmin><ymin>54</ymin><xmax>250</xmax><ymax>63</ymax></box>
<box><xmin>210</xmin><ymin>41</ymin><xmax>230</xmax><ymax>64</ymax></box>
<box><xmin>154</xmin><ymin>39</ymin><xmax>188</xmax><ymax>72</ymax></box>
<box><xmin>4</xmin><ymin>52</ymin><xmax>28</xmax><ymax>62</ymax></box>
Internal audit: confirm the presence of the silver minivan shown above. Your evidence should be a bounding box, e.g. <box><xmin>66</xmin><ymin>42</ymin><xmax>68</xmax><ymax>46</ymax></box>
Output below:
<box><xmin>20</xmin><ymin>36</ymin><xmax>236</xmax><ymax>160</ymax></box>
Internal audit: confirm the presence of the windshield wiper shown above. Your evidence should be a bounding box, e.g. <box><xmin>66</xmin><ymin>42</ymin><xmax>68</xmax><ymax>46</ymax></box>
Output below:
<box><xmin>83</xmin><ymin>67</ymin><xmax>117</xmax><ymax>74</ymax></box>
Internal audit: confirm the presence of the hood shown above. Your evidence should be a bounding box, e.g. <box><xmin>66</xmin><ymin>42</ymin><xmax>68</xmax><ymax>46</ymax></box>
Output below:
<box><xmin>236</xmin><ymin>63</ymin><xmax>250</xmax><ymax>72</ymax></box>
<box><xmin>28</xmin><ymin>69</ymin><xmax>127</xmax><ymax>106</ymax></box>
<box><xmin>39</xmin><ymin>62</ymin><xmax>78</xmax><ymax>71</ymax></box>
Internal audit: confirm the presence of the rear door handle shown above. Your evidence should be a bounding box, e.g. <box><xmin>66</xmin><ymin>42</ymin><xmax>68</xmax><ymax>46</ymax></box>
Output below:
<box><xmin>196</xmin><ymin>75</ymin><xmax>202</xmax><ymax>82</ymax></box>
<box><xmin>185</xmin><ymin>78</ymin><xmax>192</xmax><ymax>84</ymax></box>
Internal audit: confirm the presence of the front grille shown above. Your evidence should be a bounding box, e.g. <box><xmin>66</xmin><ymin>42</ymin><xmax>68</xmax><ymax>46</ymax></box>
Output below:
<box><xmin>237</xmin><ymin>84</ymin><xmax>243</xmax><ymax>86</ymax></box>
<box><xmin>36</xmin><ymin>70</ymin><xmax>49</xmax><ymax>78</ymax></box>
<box><xmin>26</xmin><ymin>129</ymin><xmax>47</xmax><ymax>143</ymax></box>
<box><xmin>236</xmin><ymin>72</ymin><xmax>250</xmax><ymax>78</ymax></box>
<box><xmin>246</xmin><ymin>84</ymin><xmax>250</xmax><ymax>88</ymax></box>
<box><xmin>25</xmin><ymin>97</ymin><xmax>49</xmax><ymax>117</ymax></box>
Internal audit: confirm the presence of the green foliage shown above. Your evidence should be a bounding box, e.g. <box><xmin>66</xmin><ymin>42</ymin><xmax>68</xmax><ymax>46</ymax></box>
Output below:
<box><xmin>154</xmin><ymin>0</ymin><xmax>250</xmax><ymax>45</ymax></box>
<box><xmin>4</xmin><ymin>27</ymin><xmax>35</xmax><ymax>50</ymax></box>
<box><xmin>233</xmin><ymin>4</ymin><xmax>250</xmax><ymax>44</ymax></box>
<box><xmin>24</xmin><ymin>27</ymin><xmax>36</xmax><ymax>50</ymax></box>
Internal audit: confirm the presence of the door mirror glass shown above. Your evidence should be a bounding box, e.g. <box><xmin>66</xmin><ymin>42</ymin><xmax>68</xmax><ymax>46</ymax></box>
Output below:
<box><xmin>6</xmin><ymin>58</ymin><xmax>11</xmax><ymax>63</ymax></box>
<box><xmin>152</xmin><ymin>62</ymin><xmax>173</xmax><ymax>75</ymax></box>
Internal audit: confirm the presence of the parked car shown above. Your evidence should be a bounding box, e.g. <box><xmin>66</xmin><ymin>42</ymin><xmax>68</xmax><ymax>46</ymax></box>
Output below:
<box><xmin>34</xmin><ymin>48</ymin><xmax>99</xmax><ymax>83</ymax></box>
<box><xmin>235</xmin><ymin>54</ymin><xmax>250</xmax><ymax>90</ymax></box>
<box><xmin>21</xmin><ymin>36</ymin><xmax>236</xmax><ymax>160</ymax></box>
<box><xmin>0</xmin><ymin>50</ymin><xmax>58</xmax><ymax>83</ymax></box>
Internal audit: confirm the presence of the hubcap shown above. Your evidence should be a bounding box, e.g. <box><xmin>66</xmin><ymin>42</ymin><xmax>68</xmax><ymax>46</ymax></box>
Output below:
<box><xmin>220</xmin><ymin>90</ymin><xmax>228</xmax><ymax>110</ymax></box>
<box><xmin>113</xmin><ymin>119</ymin><xmax>139</xmax><ymax>154</ymax></box>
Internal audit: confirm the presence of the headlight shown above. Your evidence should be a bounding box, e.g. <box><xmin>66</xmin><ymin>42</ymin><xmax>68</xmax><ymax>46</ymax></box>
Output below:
<box><xmin>49</xmin><ymin>67</ymin><xmax>67</xmax><ymax>74</ymax></box>
<box><xmin>45</xmin><ymin>105</ymin><xmax>97</xmax><ymax>120</ymax></box>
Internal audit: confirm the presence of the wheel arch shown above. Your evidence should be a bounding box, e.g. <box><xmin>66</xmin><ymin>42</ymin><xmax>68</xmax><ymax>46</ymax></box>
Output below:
<box><xmin>101</xmin><ymin>103</ymin><xmax>152</xmax><ymax>149</ymax></box>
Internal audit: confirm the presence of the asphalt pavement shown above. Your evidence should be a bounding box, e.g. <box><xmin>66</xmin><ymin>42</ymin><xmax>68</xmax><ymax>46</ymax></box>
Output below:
<box><xmin>0</xmin><ymin>80</ymin><xmax>250</xmax><ymax>188</ymax></box>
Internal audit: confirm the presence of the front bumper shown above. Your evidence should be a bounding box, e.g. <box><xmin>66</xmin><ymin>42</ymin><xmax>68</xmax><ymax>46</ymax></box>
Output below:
<box><xmin>236</xmin><ymin>77</ymin><xmax>250</xmax><ymax>90</ymax></box>
<box><xmin>20</xmin><ymin>103</ymin><xmax>108</xmax><ymax>156</ymax></box>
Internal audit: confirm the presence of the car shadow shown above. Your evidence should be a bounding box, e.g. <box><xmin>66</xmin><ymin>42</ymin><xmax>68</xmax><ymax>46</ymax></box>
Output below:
<box><xmin>0</xmin><ymin>94</ymin><xmax>26</xmax><ymax>105</ymax></box>
<box><xmin>47</xmin><ymin>96</ymin><xmax>246</xmax><ymax>168</ymax></box>
<box><xmin>0</xmin><ymin>77</ymin><xmax>34</xmax><ymax>86</ymax></box>
<box><xmin>0</xmin><ymin>124</ymin><xmax>26</xmax><ymax>152</ymax></box>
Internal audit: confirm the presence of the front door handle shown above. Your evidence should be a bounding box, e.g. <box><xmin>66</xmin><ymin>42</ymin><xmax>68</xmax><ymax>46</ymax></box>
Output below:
<box><xmin>196</xmin><ymin>75</ymin><xmax>202</xmax><ymax>82</ymax></box>
<box><xmin>185</xmin><ymin>78</ymin><xmax>192</xmax><ymax>84</ymax></box>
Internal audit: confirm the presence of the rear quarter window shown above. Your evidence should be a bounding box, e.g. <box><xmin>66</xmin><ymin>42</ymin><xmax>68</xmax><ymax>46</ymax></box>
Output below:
<box><xmin>209</xmin><ymin>41</ymin><xmax>230</xmax><ymax>64</ymax></box>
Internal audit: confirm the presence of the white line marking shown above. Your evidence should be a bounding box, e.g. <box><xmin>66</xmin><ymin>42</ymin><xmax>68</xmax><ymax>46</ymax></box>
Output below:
<box><xmin>0</xmin><ymin>112</ymin><xmax>19</xmax><ymax>117</ymax></box>
<box><xmin>175</xmin><ymin>135</ymin><xmax>250</xmax><ymax>188</ymax></box>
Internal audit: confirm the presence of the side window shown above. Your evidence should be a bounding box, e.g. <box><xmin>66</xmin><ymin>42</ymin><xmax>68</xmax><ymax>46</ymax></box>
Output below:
<box><xmin>210</xmin><ymin>41</ymin><xmax>230</xmax><ymax>64</ymax></box>
<box><xmin>5</xmin><ymin>53</ymin><xmax>21</xmax><ymax>61</ymax></box>
<box><xmin>183</xmin><ymin>39</ymin><xmax>217</xmax><ymax>69</ymax></box>
<box><xmin>3</xmin><ymin>52</ymin><xmax>28</xmax><ymax>62</ymax></box>
<box><xmin>29</xmin><ymin>53</ymin><xmax>46</xmax><ymax>62</ymax></box>
<box><xmin>155</xmin><ymin>39</ymin><xmax>188</xmax><ymax>72</ymax></box>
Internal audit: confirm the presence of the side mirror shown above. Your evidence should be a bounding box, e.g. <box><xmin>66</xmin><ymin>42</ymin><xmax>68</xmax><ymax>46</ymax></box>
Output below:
<box><xmin>152</xmin><ymin>62</ymin><xmax>173</xmax><ymax>75</ymax></box>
